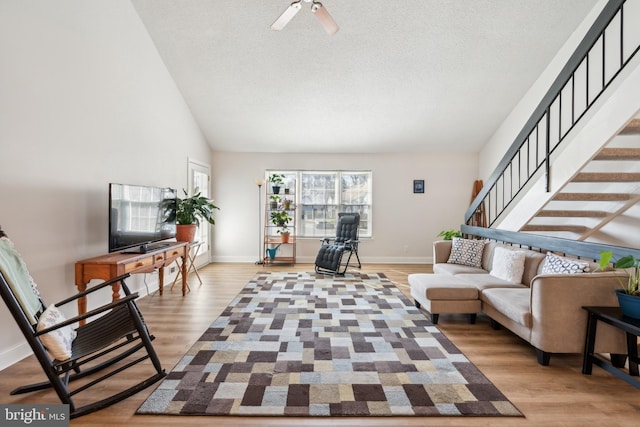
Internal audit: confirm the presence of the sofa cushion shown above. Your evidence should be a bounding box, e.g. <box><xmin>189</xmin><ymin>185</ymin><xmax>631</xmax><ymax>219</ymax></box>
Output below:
<box><xmin>540</xmin><ymin>252</ymin><xmax>591</xmax><ymax>274</ymax></box>
<box><xmin>490</xmin><ymin>247</ymin><xmax>526</xmax><ymax>283</ymax></box>
<box><xmin>481</xmin><ymin>288</ymin><xmax>532</xmax><ymax>328</ymax></box>
<box><xmin>480</xmin><ymin>241</ymin><xmax>499</xmax><ymax>271</ymax></box>
<box><xmin>408</xmin><ymin>274</ymin><xmax>478</xmax><ymax>300</ymax></box>
<box><xmin>455</xmin><ymin>273</ymin><xmax>529</xmax><ymax>291</ymax></box>
<box><xmin>433</xmin><ymin>263</ymin><xmax>486</xmax><ymax>275</ymax></box>
<box><xmin>447</xmin><ymin>237</ymin><xmax>487</xmax><ymax>268</ymax></box>
<box><xmin>521</xmin><ymin>250</ymin><xmax>546</xmax><ymax>286</ymax></box>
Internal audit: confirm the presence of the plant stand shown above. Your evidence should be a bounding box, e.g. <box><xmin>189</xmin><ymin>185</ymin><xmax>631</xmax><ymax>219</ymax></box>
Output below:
<box><xmin>582</xmin><ymin>306</ymin><xmax>640</xmax><ymax>390</ymax></box>
<box><xmin>264</xmin><ymin>177</ymin><xmax>296</xmax><ymax>265</ymax></box>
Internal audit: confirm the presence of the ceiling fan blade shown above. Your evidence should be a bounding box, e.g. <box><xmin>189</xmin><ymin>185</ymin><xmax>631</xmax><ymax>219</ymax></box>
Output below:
<box><xmin>271</xmin><ymin>1</ymin><xmax>302</xmax><ymax>31</ymax></box>
<box><xmin>311</xmin><ymin>2</ymin><xmax>339</xmax><ymax>35</ymax></box>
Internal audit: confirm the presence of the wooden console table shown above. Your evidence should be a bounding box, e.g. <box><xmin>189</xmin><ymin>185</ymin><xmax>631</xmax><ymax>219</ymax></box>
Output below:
<box><xmin>75</xmin><ymin>241</ymin><xmax>188</xmax><ymax>321</ymax></box>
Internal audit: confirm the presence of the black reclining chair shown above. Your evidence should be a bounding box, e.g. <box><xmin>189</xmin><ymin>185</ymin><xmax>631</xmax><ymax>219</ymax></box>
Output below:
<box><xmin>314</xmin><ymin>212</ymin><xmax>361</xmax><ymax>275</ymax></box>
<box><xmin>0</xmin><ymin>227</ymin><xmax>166</xmax><ymax>418</ymax></box>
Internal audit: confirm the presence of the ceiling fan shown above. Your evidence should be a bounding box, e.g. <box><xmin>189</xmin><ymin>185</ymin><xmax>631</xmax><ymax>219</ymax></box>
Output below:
<box><xmin>271</xmin><ymin>0</ymin><xmax>339</xmax><ymax>35</ymax></box>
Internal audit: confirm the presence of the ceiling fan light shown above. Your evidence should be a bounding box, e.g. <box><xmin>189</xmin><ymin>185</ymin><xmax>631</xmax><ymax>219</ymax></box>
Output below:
<box><xmin>311</xmin><ymin>2</ymin><xmax>339</xmax><ymax>35</ymax></box>
<box><xmin>271</xmin><ymin>1</ymin><xmax>303</xmax><ymax>31</ymax></box>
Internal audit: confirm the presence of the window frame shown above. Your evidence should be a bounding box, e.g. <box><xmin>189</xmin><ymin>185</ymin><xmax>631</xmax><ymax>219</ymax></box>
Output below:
<box><xmin>266</xmin><ymin>170</ymin><xmax>372</xmax><ymax>239</ymax></box>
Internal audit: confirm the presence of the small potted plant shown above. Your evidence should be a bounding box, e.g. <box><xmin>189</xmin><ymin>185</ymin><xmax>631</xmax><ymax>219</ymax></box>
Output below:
<box><xmin>175</xmin><ymin>189</ymin><xmax>220</xmax><ymax>242</ymax></box>
<box><xmin>269</xmin><ymin>195</ymin><xmax>280</xmax><ymax>210</ymax></box>
<box><xmin>599</xmin><ymin>251</ymin><xmax>640</xmax><ymax>318</ymax></box>
<box><xmin>278</xmin><ymin>224</ymin><xmax>291</xmax><ymax>243</ymax></box>
<box><xmin>268</xmin><ymin>173</ymin><xmax>285</xmax><ymax>194</ymax></box>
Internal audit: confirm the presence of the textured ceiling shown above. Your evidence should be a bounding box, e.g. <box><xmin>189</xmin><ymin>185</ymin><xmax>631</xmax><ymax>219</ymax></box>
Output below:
<box><xmin>131</xmin><ymin>0</ymin><xmax>600</xmax><ymax>153</ymax></box>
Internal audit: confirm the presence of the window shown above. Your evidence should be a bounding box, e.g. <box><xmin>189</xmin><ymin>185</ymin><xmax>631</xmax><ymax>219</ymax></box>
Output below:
<box><xmin>267</xmin><ymin>170</ymin><xmax>372</xmax><ymax>238</ymax></box>
<box><xmin>188</xmin><ymin>159</ymin><xmax>211</xmax><ymax>258</ymax></box>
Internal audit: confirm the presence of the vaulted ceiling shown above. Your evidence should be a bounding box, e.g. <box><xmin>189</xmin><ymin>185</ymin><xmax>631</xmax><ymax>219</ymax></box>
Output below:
<box><xmin>131</xmin><ymin>0</ymin><xmax>600</xmax><ymax>153</ymax></box>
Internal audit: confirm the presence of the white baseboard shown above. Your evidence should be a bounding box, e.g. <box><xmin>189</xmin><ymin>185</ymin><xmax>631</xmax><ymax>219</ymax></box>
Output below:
<box><xmin>211</xmin><ymin>256</ymin><xmax>266</xmax><ymax>263</ymax></box>
<box><xmin>0</xmin><ymin>342</ymin><xmax>32</xmax><ymax>372</ymax></box>
<box><xmin>212</xmin><ymin>256</ymin><xmax>433</xmax><ymax>264</ymax></box>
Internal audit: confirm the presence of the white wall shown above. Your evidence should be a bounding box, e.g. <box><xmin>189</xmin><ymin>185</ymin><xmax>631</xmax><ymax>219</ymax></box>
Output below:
<box><xmin>0</xmin><ymin>1</ymin><xmax>211</xmax><ymax>369</ymax></box>
<box><xmin>210</xmin><ymin>152</ymin><xmax>478</xmax><ymax>264</ymax></box>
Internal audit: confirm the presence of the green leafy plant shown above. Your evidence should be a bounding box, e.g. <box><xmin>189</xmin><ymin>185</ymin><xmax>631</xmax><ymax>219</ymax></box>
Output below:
<box><xmin>176</xmin><ymin>189</ymin><xmax>220</xmax><ymax>226</ymax></box>
<box><xmin>599</xmin><ymin>251</ymin><xmax>640</xmax><ymax>296</ymax></box>
<box><xmin>437</xmin><ymin>229</ymin><xmax>462</xmax><ymax>240</ymax></box>
<box><xmin>270</xmin><ymin>210</ymin><xmax>292</xmax><ymax>234</ymax></box>
<box><xmin>268</xmin><ymin>173</ymin><xmax>285</xmax><ymax>186</ymax></box>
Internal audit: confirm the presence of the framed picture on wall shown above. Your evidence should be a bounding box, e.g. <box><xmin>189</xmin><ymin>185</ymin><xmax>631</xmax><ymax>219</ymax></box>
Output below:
<box><xmin>413</xmin><ymin>179</ymin><xmax>424</xmax><ymax>193</ymax></box>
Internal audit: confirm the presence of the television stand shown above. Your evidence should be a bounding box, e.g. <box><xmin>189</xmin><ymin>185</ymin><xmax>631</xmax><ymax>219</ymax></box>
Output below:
<box><xmin>75</xmin><ymin>241</ymin><xmax>189</xmax><ymax>324</ymax></box>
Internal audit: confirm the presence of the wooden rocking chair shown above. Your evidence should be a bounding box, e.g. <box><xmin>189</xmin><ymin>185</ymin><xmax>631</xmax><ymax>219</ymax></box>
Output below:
<box><xmin>0</xmin><ymin>227</ymin><xmax>165</xmax><ymax>418</ymax></box>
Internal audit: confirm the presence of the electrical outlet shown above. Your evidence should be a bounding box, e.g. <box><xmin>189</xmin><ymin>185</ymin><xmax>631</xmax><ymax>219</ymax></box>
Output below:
<box><xmin>170</xmin><ymin>266</ymin><xmax>176</xmax><ymax>274</ymax></box>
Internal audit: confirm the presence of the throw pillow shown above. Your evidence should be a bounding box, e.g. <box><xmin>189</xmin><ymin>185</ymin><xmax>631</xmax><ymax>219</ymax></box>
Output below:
<box><xmin>36</xmin><ymin>305</ymin><xmax>76</xmax><ymax>361</ymax></box>
<box><xmin>541</xmin><ymin>252</ymin><xmax>590</xmax><ymax>274</ymax></box>
<box><xmin>490</xmin><ymin>247</ymin><xmax>527</xmax><ymax>283</ymax></box>
<box><xmin>447</xmin><ymin>237</ymin><xmax>487</xmax><ymax>268</ymax></box>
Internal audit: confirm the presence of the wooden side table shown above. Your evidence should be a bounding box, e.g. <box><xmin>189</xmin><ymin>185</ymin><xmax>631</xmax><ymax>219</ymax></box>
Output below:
<box><xmin>582</xmin><ymin>306</ymin><xmax>640</xmax><ymax>390</ymax></box>
<box><xmin>171</xmin><ymin>241</ymin><xmax>204</xmax><ymax>292</ymax></box>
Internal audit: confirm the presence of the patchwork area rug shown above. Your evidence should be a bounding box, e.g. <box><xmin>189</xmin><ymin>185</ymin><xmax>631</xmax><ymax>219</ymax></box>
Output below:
<box><xmin>137</xmin><ymin>272</ymin><xmax>521</xmax><ymax>417</ymax></box>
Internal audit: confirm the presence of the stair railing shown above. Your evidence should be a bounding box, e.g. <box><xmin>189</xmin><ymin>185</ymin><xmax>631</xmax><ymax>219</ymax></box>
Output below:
<box><xmin>466</xmin><ymin>0</ymin><xmax>640</xmax><ymax>228</ymax></box>
<box><xmin>461</xmin><ymin>224</ymin><xmax>640</xmax><ymax>262</ymax></box>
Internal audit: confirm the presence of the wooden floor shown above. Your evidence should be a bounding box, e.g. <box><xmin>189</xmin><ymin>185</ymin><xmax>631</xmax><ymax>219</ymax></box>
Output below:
<box><xmin>1</xmin><ymin>263</ymin><xmax>639</xmax><ymax>426</ymax></box>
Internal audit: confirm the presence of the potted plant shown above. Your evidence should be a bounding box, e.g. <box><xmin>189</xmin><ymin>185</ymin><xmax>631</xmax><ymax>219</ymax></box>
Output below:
<box><xmin>599</xmin><ymin>251</ymin><xmax>640</xmax><ymax>318</ymax></box>
<box><xmin>175</xmin><ymin>189</ymin><xmax>220</xmax><ymax>242</ymax></box>
<box><xmin>268</xmin><ymin>173</ymin><xmax>285</xmax><ymax>194</ymax></box>
<box><xmin>270</xmin><ymin>210</ymin><xmax>292</xmax><ymax>243</ymax></box>
<box><xmin>278</xmin><ymin>225</ymin><xmax>291</xmax><ymax>243</ymax></box>
<box><xmin>437</xmin><ymin>229</ymin><xmax>462</xmax><ymax>240</ymax></box>
<box><xmin>269</xmin><ymin>195</ymin><xmax>280</xmax><ymax>210</ymax></box>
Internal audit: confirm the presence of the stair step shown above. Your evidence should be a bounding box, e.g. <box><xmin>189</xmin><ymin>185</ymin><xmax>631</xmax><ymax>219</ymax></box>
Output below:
<box><xmin>553</xmin><ymin>192</ymin><xmax>632</xmax><ymax>201</ymax></box>
<box><xmin>537</xmin><ymin>210</ymin><xmax>609</xmax><ymax>217</ymax></box>
<box><xmin>619</xmin><ymin>118</ymin><xmax>640</xmax><ymax>135</ymax></box>
<box><xmin>521</xmin><ymin>225</ymin><xmax>588</xmax><ymax>233</ymax></box>
<box><xmin>594</xmin><ymin>148</ymin><xmax>640</xmax><ymax>160</ymax></box>
<box><xmin>573</xmin><ymin>172</ymin><xmax>640</xmax><ymax>182</ymax></box>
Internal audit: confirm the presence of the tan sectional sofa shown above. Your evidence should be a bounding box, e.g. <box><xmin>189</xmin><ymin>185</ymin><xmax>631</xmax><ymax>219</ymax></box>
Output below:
<box><xmin>409</xmin><ymin>239</ymin><xmax>627</xmax><ymax>365</ymax></box>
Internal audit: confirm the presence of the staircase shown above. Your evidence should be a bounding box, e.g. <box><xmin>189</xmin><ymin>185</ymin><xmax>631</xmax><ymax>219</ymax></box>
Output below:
<box><xmin>520</xmin><ymin>118</ymin><xmax>640</xmax><ymax>241</ymax></box>
<box><xmin>466</xmin><ymin>0</ymin><xmax>640</xmax><ymax>250</ymax></box>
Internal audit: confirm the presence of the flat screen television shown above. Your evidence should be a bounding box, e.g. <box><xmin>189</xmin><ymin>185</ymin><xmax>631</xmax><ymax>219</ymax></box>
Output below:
<box><xmin>108</xmin><ymin>183</ymin><xmax>177</xmax><ymax>253</ymax></box>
